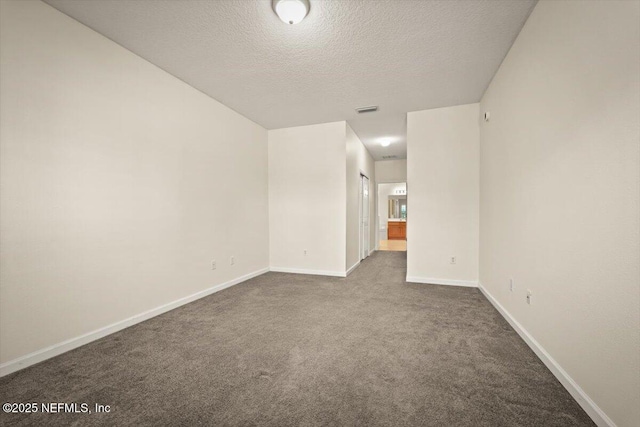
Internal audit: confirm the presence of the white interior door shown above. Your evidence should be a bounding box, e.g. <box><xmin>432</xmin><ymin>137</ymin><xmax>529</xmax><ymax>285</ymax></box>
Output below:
<box><xmin>361</xmin><ymin>174</ymin><xmax>370</xmax><ymax>260</ymax></box>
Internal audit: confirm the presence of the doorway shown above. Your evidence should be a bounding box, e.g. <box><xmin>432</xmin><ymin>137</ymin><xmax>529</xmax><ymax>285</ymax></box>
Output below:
<box><xmin>359</xmin><ymin>174</ymin><xmax>370</xmax><ymax>261</ymax></box>
<box><xmin>377</xmin><ymin>182</ymin><xmax>407</xmax><ymax>251</ymax></box>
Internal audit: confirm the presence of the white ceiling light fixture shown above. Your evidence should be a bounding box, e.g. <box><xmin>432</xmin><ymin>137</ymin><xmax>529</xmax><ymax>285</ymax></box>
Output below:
<box><xmin>272</xmin><ymin>0</ymin><xmax>310</xmax><ymax>25</ymax></box>
<box><xmin>380</xmin><ymin>138</ymin><xmax>393</xmax><ymax>147</ymax></box>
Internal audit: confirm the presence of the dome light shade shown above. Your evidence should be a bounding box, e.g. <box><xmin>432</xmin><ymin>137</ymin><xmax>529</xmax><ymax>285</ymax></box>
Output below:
<box><xmin>273</xmin><ymin>0</ymin><xmax>310</xmax><ymax>25</ymax></box>
<box><xmin>380</xmin><ymin>138</ymin><xmax>392</xmax><ymax>147</ymax></box>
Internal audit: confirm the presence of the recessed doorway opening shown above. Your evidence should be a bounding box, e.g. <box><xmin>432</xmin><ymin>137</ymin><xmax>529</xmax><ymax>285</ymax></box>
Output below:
<box><xmin>377</xmin><ymin>182</ymin><xmax>407</xmax><ymax>252</ymax></box>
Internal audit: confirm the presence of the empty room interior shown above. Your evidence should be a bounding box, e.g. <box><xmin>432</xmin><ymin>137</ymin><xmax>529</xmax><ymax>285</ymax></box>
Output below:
<box><xmin>1</xmin><ymin>0</ymin><xmax>639</xmax><ymax>426</ymax></box>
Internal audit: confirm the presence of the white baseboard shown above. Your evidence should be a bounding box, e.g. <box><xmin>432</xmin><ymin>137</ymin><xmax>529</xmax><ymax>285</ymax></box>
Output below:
<box><xmin>406</xmin><ymin>276</ymin><xmax>478</xmax><ymax>287</ymax></box>
<box><xmin>478</xmin><ymin>283</ymin><xmax>615</xmax><ymax>427</ymax></box>
<box><xmin>346</xmin><ymin>261</ymin><xmax>360</xmax><ymax>276</ymax></box>
<box><xmin>0</xmin><ymin>267</ymin><xmax>269</xmax><ymax>378</ymax></box>
<box><xmin>368</xmin><ymin>249</ymin><xmax>375</xmax><ymax>256</ymax></box>
<box><xmin>269</xmin><ymin>267</ymin><xmax>346</xmax><ymax>277</ymax></box>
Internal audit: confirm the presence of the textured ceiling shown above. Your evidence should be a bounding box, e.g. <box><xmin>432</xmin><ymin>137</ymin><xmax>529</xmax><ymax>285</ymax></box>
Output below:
<box><xmin>43</xmin><ymin>0</ymin><xmax>536</xmax><ymax>160</ymax></box>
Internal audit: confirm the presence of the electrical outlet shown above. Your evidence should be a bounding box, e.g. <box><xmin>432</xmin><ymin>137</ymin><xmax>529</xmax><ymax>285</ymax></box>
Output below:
<box><xmin>230</xmin><ymin>256</ymin><xmax>235</xmax><ymax>265</ymax></box>
<box><xmin>211</xmin><ymin>260</ymin><xmax>216</xmax><ymax>270</ymax></box>
<box><xmin>509</xmin><ymin>278</ymin><xmax>514</xmax><ymax>292</ymax></box>
<box><xmin>304</xmin><ymin>249</ymin><xmax>307</xmax><ymax>256</ymax></box>
<box><xmin>450</xmin><ymin>256</ymin><xmax>456</xmax><ymax>264</ymax></box>
<box><xmin>526</xmin><ymin>290</ymin><xmax>532</xmax><ymax>305</ymax></box>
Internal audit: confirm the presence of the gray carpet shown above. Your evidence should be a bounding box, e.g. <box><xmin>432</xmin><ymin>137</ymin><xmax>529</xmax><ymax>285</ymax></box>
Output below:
<box><xmin>0</xmin><ymin>251</ymin><xmax>594</xmax><ymax>426</ymax></box>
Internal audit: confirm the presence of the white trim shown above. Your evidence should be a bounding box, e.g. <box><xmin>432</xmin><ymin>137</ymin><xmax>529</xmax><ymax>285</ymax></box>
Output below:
<box><xmin>359</xmin><ymin>172</ymin><xmax>371</xmax><ymax>262</ymax></box>
<box><xmin>478</xmin><ymin>283</ymin><xmax>615</xmax><ymax>427</ymax></box>
<box><xmin>368</xmin><ymin>249</ymin><xmax>375</xmax><ymax>256</ymax></box>
<box><xmin>0</xmin><ymin>267</ymin><xmax>269</xmax><ymax>377</ymax></box>
<box><xmin>406</xmin><ymin>276</ymin><xmax>478</xmax><ymax>288</ymax></box>
<box><xmin>346</xmin><ymin>261</ymin><xmax>361</xmax><ymax>276</ymax></box>
<box><xmin>269</xmin><ymin>267</ymin><xmax>346</xmax><ymax>278</ymax></box>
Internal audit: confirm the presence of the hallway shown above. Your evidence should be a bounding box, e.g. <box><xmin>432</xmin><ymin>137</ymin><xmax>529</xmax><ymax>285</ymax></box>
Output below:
<box><xmin>378</xmin><ymin>239</ymin><xmax>407</xmax><ymax>251</ymax></box>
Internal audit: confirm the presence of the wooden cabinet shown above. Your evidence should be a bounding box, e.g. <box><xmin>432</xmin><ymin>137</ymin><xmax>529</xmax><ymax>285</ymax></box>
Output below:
<box><xmin>387</xmin><ymin>221</ymin><xmax>406</xmax><ymax>240</ymax></box>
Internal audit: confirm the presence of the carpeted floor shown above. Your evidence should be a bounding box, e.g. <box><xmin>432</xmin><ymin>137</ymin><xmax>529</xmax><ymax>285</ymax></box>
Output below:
<box><xmin>0</xmin><ymin>251</ymin><xmax>594</xmax><ymax>426</ymax></box>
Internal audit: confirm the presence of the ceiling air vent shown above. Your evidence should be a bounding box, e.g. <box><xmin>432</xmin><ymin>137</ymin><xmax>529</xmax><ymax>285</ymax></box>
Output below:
<box><xmin>382</xmin><ymin>155</ymin><xmax>397</xmax><ymax>159</ymax></box>
<box><xmin>355</xmin><ymin>106</ymin><xmax>378</xmax><ymax>114</ymax></box>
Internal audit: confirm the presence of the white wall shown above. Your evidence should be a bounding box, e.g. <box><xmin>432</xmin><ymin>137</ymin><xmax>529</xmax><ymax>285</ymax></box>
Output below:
<box><xmin>0</xmin><ymin>0</ymin><xmax>269</xmax><ymax>367</ymax></box>
<box><xmin>268</xmin><ymin>122</ymin><xmax>347</xmax><ymax>276</ymax></box>
<box><xmin>479</xmin><ymin>1</ymin><xmax>640</xmax><ymax>426</ymax></box>
<box><xmin>346</xmin><ymin>124</ymin><xmax>375</xmax><ymax>270</ymax></box>
<box><xmin>375</xmin><ymin>159</ymin><xmax>407</xmax><ymax>183</ymax></box>
<box><xmin>406</xmin><ymin>104</ymin><xmax>480</xmax><ymax>286</ymax></box>
<box><xmin>377</xmin><ymin>183</ymin><xmax>407</xmax><ymax>241</ymax></box>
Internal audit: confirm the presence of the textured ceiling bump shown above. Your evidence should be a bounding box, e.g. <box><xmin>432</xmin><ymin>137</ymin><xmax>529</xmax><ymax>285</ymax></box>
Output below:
<box><xmin>43</xmin><ymin>0</ymin><xmax>537</xmax><ymax>160</ymax></box>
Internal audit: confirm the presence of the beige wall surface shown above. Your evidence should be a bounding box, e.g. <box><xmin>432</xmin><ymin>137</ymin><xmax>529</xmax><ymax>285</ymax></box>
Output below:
<box><xmin>375</xmin><ymin>159</ymin><xmax>407</xmax><ymax>183</ymax></box>
<box><xmin>407</xmin><ymin>104</ymin><xmax>480</xmax><ymax>285</ymax></box>
<box><xmin>0</xmin><ymin>0</ymin><xmax>269</xmax><ymax>365</ymax></box>
<box><xmin>479</xmin><ymin>1</ymin><xmax>640</xmax><ymax>425</ymax></box>
<box><xmin>268</xmin><ymin>122</ymin><xmax>347</xmax><ymax>275</ymax></box>
<box><xmin>346</xmin><ymin>124</ymin><xmax>375</xmax><ymax>270</ymax></box>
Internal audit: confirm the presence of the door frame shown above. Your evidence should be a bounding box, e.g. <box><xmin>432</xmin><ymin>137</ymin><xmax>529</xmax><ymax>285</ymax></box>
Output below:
<box><xmin>375</xmin><ymin>181</ymin><xmax>408</xmax><ymax>251</ymax></box>
<box><xmin>359</xmin><ymin>172</ymin><xmax>370</xmax><ymax>261</ymax></box>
